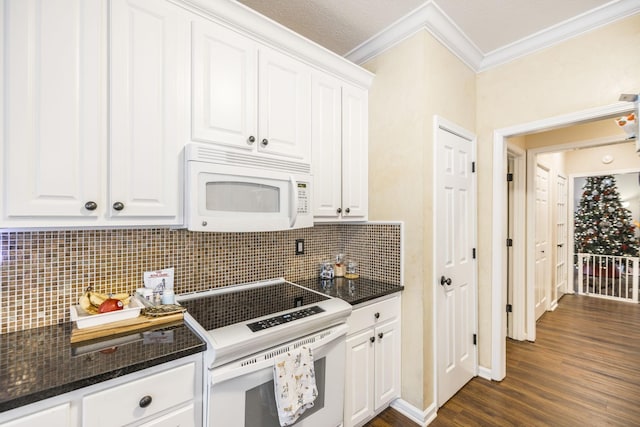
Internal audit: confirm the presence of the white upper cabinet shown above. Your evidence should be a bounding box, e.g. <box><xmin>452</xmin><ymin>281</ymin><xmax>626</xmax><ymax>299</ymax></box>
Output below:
<box><xmin>1</xmin><ymin>0</ymin><xmax>104</xmax><ymax>224</ymax></box>
<box><xmin>341</xmin><ymin>84</ymin><xmax>368</xmax><ymax>219</ymax></box>
<box><xmin>0</xmin><ymin>0</ymin><xmax>186</xmax><ymax>227</ymax></box>
<box><xmin>109</xmin><ymin>0</ymin><xmax>187</xmax><ymax>223</ymax></box>
<box><xmin>192</xmin><ymin>19</ymin><xmax>311</xmax><ymax>166</ymax></box>
<box><xmin>192</xmin><ymin>19</ymin><xmax>257</xmax><ymax>150</ymax></box>
<box><xmin>257</xmin><ymin>46</ymin><xmax>311</xmax><ymax>163</ymax></box>
<box><xmin>312</xmin><ymin>76</ymin><xmax>368</xmax><ymax>221</ymax></box>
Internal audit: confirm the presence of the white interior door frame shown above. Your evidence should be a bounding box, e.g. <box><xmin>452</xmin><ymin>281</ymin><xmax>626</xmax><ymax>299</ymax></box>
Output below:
<box><xmin>491</xmin><ymin>101</ymin><xmax>633</xmax><ymax>381</ymax></box>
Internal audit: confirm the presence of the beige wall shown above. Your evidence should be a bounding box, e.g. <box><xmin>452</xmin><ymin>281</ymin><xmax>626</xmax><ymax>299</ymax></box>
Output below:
<box><xmin>364</xmin><ymin>11</ymin><xmax>640</xmax><ymax>412</ymax></box>
<box><xmin>476</xmin><ymin>13</ymin><xmax>640</xmax><ymax>367</ymax></box>
<box><xmin>525</xmin><ymin>118</ymin><xmax>630</xmax><ymax>149</ymax></box>
<box><xmin>364</xmin><ymin>30</ymin><xmax>476</xmax><ymax>408</ymax></box>
<box><xmin>564</xmin><ymin>141</ymin><xmax>639</xmax><ymax>175</ymax></box>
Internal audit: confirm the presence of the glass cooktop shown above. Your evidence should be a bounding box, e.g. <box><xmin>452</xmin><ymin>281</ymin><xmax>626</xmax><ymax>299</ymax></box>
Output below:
<box><xmin>179</xmin><ymin>281</ymin><xmax>330</xmax><ymax>331</ymax></box>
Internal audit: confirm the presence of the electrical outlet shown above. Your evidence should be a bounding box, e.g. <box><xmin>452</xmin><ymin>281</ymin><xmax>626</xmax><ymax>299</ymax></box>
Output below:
<box><xmin>295</xmin><ymin>239</ymin><xmax>304</xmax><ymax>255</ymax></box>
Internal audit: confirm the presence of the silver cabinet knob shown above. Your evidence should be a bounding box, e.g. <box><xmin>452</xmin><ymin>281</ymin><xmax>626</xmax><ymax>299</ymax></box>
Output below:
<box><xmin>261</xmin><ymin>138</ymin><xmax>269</xmax><ymax>147</ymax></box>
<box><xmin>112</xmin><ymin>202</ymin><xmax>124</xmax><ymax>211</ymax></box>
<box><xmin>84</xmin><ymin>201</ymin><xmax>97</xmax><ymax>211</ymax></box>
<box><xmin>247</xmin><ymin>135</ymin><xmax>255</xmax><ymax>144</ymax></box>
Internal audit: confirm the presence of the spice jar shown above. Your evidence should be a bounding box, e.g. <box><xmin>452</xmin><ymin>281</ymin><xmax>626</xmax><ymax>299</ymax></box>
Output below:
<box><xmin>334</xmin><ymin>253</ymin><xmax>346</xmax><ymax>277</ymax></box>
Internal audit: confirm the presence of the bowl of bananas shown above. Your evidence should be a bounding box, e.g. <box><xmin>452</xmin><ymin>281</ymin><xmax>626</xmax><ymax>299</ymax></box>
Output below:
<box><xmin>71</xmin><ymin>287</ymin><xmax>143</xmax><ymax>329</ymax></box>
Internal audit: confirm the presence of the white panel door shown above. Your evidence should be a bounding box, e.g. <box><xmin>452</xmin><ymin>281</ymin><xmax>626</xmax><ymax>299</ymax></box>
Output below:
<box><xmin>2</xmin><ymin>0</ymin><xmax>103</xmax><ymax>220</ymax></box>
<box><xmin>344</xmin><ymin>329</ymin><xmax>375</xmax><ymax>427</ymax></box>
<box><xmin>311</xmin><ymin>73</ymin><xmax>342</xmax><ymax>219</ymax></box>
<box><xmin>341</xmin><ymin>84</ymin><xmax>368</xmax><ymax>220</ymax></box>
<box><xmin>535</xmin><ymin>165</ymin><xmax>550</xmax><ymax>320</ymax></box>
<box><xmin>191</xmin><ymin>18</ymin><xmax>257</xmax><ymax>149</ymax></box>
<box><xmin>373</xmin><ymin>319</ymin><xmax>400</xmax><ymax>411</ymax></box>
<box><xmin>555</xmin><ymin>174</ymin><xmax>568</xmax><ymax>299</ymax></box>
<box><xmin>435</xmin><ymin>122</ymin><xmax>477</xmax><ymax>406</ymax></box>
<box><xmin>258</xmin><ymin>46</ymin><xmax>311</xmax><ymax>163</ymax></box>
<box><xmin>110</xmin><ymin>0</ymin><xmax>187</xmax><ymax>222</ymax></box>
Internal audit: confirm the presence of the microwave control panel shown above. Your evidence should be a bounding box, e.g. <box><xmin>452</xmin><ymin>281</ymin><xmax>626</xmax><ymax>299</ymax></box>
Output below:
<box><xmin>297</xmin><ymin>182</ymin><xmax>310</xmax><ymax>214</ymax></box>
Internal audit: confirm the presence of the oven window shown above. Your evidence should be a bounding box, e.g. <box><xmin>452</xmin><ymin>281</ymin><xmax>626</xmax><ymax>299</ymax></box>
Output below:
<box><xmin>244</xmin><ymin>357</ymin><xmax>326</xmax><ymax>427</ymax></box>
<box><xmin>206</xmin><ymin>181</ymin><xmax>280</xmax><ymax>213</ymax></box>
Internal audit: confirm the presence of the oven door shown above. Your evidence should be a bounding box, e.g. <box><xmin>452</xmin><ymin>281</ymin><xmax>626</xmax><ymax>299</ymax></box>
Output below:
<box><xmin>209</xmin><ymin>324</ymin><xmax>347</xmax><ymax>427</ymax></box>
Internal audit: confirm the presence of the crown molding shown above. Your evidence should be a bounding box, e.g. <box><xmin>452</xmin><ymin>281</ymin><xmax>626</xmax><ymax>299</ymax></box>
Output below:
<box><xmin>345</xmin><ymin>0</ymin><xmax>640</xmax><ymax>73</ymax></box>
<box><xmin>344</xmin><ymin>1</ymin><xmax>483</xmax><ymax>71</ymax></box>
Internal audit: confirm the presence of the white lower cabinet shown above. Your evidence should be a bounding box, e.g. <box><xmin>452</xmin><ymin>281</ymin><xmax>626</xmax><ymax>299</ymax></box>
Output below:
<box><xmin>344</xmin><ymin>295</ymin><xmax>401</xmax><ymax>427</ymax></box>
<box><xmin>0</xmin><ymin>403</ymin><xmax>71</xmax><ymax>427</ymax></box>
<box><xmin>83</xmin><ymin>362</ymin><xmax>196</xmax><ymax>427</ymax></box>
<box><xmin>0</xmin><ymin>356</ymin><xmax>202</xmax><ymax>427</ymax></box>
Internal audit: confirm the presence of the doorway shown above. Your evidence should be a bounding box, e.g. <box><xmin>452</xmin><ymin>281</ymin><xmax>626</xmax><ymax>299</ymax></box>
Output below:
<box><xmin>491</xmin><ymin>101</ymin><xmax>635</xmax><ymax>381</ymax></box>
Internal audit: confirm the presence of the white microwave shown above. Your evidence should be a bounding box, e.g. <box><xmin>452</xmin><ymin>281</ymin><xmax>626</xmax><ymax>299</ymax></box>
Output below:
<box><xmin>185</xmin><ymin>144</ymin><xmax>313</xmax><ymax>232</ymax></box>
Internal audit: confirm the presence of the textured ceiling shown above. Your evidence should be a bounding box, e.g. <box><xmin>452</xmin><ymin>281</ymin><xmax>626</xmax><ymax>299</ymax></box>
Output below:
<box><xmin>237</xmin><ymin>0</ymin><xmax>616</xmax><ymax>56</ymax></box>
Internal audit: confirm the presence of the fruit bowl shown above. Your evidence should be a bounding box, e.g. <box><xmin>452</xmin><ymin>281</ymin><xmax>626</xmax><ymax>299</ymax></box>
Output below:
<box><xmin>70</xmin><ymin>297</ymin><xmax>144</xmax><ymax>329</ymax></box>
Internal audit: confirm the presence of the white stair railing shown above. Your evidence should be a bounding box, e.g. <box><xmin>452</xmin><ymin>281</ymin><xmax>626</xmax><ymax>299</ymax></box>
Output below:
<box><xmin>577</xmin><ymin>253</ymin><xmax>639</xmax><ymax>303</ymax></box>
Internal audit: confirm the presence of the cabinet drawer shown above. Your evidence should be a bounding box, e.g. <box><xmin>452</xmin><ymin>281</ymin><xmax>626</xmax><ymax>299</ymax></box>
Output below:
<box><xmin>347</xmin><ymin>295</ymin><xmax>400</xmax><ymax>335</ymax></box>
<box><xmin>1</xmin><ymin>403</ymin><xmax>70</xmax><ymax>427</ymax></box>
<box><xmin>83</xmin><ymin>362</ymin><xmax>195</xmax><ymax>427</ymax></box>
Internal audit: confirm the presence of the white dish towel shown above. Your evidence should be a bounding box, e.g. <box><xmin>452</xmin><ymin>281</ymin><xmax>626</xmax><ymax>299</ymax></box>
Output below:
<box><xmin>273</xmin><ymin>345</ymin><xmax>318</xmax><ymax>426</ymax></box>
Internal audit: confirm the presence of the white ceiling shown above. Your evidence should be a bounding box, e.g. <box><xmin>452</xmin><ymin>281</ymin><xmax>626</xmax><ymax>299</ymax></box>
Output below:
<box><xmin>236</xmin><ymin>0</ymin><xmax>635</xmax><ymax>65</ymax></box>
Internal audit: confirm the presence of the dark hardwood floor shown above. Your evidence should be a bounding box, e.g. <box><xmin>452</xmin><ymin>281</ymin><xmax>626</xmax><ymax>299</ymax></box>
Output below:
<box><xmin>366</xmin><ymin>294</ymin><xmax>640</xmax><ymax>426</ymax></box>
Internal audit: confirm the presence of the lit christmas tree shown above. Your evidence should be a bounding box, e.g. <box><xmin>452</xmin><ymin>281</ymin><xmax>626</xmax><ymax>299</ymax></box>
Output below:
<box><xmin>574</xmin><ymin>175</ymin><xmax>638</xmax><ymax>256</ymax></box>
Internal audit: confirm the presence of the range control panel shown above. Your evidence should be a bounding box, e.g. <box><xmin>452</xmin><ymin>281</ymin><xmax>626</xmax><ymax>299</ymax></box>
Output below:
<box><xmin>246</xmin><ymin>305</ymin><xmax>325</xmax><ymax>332</ymax></box>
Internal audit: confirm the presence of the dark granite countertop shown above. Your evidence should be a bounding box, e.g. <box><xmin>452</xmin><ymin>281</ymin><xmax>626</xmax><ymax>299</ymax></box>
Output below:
<box><xmin>0</xmin><ymin>322</ymin><xmax>205</xmax><ymax>413</ymax></box>
<box><xmin>296</xmin><ymin>277</ymin><xmax>403</xmax><ymax>306</ymax></box>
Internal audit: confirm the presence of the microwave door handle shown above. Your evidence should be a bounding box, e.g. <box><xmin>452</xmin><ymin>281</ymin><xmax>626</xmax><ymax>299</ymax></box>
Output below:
<box><xmin>289</xmin><ymin>175</ymin><xmax>299</xmax><ymax>228</ymax></box>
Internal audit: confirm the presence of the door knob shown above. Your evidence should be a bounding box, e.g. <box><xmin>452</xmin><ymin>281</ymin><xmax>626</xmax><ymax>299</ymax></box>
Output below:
<box><xmin>440</xmin><ymin>276</ymin><xmax>452</xmax><ymax>286</ymax></box>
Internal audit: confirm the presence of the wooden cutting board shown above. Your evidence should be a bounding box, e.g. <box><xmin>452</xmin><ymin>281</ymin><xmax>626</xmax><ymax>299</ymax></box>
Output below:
<box><xmin>70</xmin><ymin>312</ymin><xmax>184</xmax><ymax>344</ymax></box>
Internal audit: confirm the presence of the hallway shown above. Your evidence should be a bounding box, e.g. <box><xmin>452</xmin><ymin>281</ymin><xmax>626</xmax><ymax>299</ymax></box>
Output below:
<box><xmin>369</xmin><ymin>294</ymin><xmax>640</xmax><ymax>426</ymax></box>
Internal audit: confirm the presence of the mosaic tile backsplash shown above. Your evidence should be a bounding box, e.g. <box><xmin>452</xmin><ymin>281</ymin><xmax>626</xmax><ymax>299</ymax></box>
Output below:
<box><xmin>0</xmin><ymin>223</ymin><xmax>401</xmax><ymax>333</ymax></box>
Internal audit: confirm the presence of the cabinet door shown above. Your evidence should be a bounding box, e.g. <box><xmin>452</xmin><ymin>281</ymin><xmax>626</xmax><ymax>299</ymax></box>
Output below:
<box><xmin>344</xmin><ymin>329</ymin><xmax>375</xmax><ymax>427</ymax></box>
<box><xmin>258</xmin><ymin>46</ymin><xmax>311</xmax><ymax>163</ymax></box>
<box><xmin>374</xmin><ymin>319</ymin><xmax>401</xmax><ymax>411</ymax></box>
<box><xmin>0</xmin><ymin>403</ymin><xmax>71</xmax><ymax>427</ymax></box>
<box><xmin>341</xmin><ymin>84</ymin><xmax>368</xmax><ymax>220</ymax></box>
<box><xmin>311</xmin><ymin>74</ymin><xmax>342</xmax><ymax>219</ymax></box>
<box><xmin>109</xmin><ymin>0</ymin><xmax>187</xmax><ymax>223</ymax></box>
<box><xmin>192</xmin><ymin>19</ymin><xmax>258</xmax><ymax>149</ymax></box>
<box><xmin>1</xmin><ymin>0</ymin><xmax>103</xmax><ymax>223</ymax></box>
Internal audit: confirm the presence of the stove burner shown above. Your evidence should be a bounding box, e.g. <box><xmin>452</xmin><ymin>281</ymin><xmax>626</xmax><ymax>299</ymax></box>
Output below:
<box><xmin>246</xmin><ymin>306</ymin><xmax>325</xmax><ymax>332</ymax></box>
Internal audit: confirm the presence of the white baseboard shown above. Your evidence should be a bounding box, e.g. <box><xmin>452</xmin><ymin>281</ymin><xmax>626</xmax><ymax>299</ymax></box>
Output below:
<box><xmin>390</xmin><ymin>398</ymin><xmax>436</xmax><ymax>426</ymax></box>
<box><xmin>477</xmin><ymin>365</ymin><xmax>493</xmax><ymax>380</ymax></box>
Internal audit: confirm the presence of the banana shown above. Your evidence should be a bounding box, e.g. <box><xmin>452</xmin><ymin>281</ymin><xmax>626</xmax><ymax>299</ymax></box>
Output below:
<box><xmin>78</xmin><ymin>287</ymin><xmax>132</xmax><ymax>315</ymax></box>
<box><xmin>78</xmin><ymin>291</ymin><xmax>92</xmax><ymax>312</ymax></box>
<box><xmin>110</xmin><ymin>292</ymin><xmax>131</xmax><ymax>301</ymax></box>
<box><xmin>89</xmin><ymin>292</ymin><xmax>109</xmax><ymax>308</ymax></box>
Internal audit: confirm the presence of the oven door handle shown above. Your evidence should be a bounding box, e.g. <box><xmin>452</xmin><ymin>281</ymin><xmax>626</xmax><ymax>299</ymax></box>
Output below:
<box><xmin>212</xmin><ymin>323</ymin><xmax>348</xmax><ymax>384</ymax></box>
